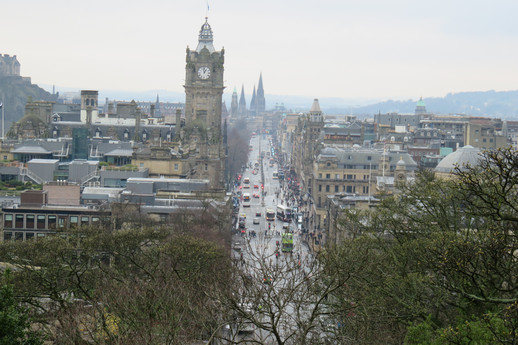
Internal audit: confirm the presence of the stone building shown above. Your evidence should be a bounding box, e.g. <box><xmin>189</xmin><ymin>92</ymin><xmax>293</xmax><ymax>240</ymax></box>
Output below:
<box><xmin>311</xmin><ymin>146</ymin><xmax>416</xmax><ymax>227</ymax></box>
<box><xmin>0</xmin><ymin>54</ymin><xmax>20</xmax><ymax>76</ymax></box>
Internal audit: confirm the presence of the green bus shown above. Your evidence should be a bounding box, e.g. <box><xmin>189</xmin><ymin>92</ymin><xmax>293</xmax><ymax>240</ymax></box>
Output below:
<box><xmin>281</xmin><ymin>233</ymin><xmax>294</xmax><ymax>253</ymax></box>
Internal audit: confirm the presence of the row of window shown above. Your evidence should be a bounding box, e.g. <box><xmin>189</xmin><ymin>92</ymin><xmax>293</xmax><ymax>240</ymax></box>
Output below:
<box><xmin>318</xmin><ymin>173</ymin><xmax>370</xmax><ymax>180</ymax></box>
<box><xmin>318</xmin><ymin>184</ymin><xmax>369</xmax><ymax>194</ymax></box>
<box><xmin>4</xmin><ymin>231</ymin><xmax>46</xmax><ymax>241</ymax></box>
<box><xmin>4</xmin><ymin>214</ymin><xmax>101</xmax><ymax>230</ymax></box>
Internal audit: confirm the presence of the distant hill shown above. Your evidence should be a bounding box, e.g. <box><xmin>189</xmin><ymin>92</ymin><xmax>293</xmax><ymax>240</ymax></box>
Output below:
<box><xmin>0</xmin><ymin>76</ymin><xmax>57</xmax><ymax>126</ymax></box>
<box><xmin>346</xmin><ymin>90</ymin><xmax>518</xmax><ymax>119</ymax></box>
<box><xmin>38</xmin><ymin>84</ymin><xmax>518</xmax><ymax>120</ymax></box>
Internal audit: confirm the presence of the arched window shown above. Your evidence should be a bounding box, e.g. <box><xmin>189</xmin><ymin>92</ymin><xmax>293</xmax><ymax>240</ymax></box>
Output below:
<box><xmin>86</xmin><ymin>99</ymin><xmax>90</xmax><ymax>106</ymax></box>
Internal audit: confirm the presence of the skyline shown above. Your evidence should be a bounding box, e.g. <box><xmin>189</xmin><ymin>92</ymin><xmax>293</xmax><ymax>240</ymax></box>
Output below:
<box><xmin>2</xmin><ymin>0</ymin><xmax>518</xmax><ymax>105</ymax></box>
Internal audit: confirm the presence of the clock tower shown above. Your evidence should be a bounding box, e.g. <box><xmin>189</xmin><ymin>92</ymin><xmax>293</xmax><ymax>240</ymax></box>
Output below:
<box><xmin>182</xmin><ymin>18</ymin><xmax>226</xmax><ymax>189</ymax></box>
<box><xmin>184</xmin><ymin>17</ymin><xmax>225</xmax><ymax>133</ymax></box>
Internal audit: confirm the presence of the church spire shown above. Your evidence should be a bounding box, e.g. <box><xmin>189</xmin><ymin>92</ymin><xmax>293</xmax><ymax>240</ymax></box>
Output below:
<box><xmin>155</xmin><ymin>94</ymin><xmax>161</xmax><ymax>117</ymax></box>
<box><xmin>238</xmin><ymin>84</ymin><xmax>247</xmax><ymax>117</ymax></box>
<box><xmin>256</xmin><ymin>72</ymin><xmax>265</xmax><ymax>113</ymax></box>
<box><xmin>250</xmin><ymin>85</ymin><xmax>257</xmax><ymax>116</ymax></box>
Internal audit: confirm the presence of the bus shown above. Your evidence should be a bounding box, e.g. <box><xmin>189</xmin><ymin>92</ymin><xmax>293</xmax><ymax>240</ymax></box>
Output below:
<box><xmin>243</xmin><ymin>193</ymin><xmax>251</xmax><ymax>207</ymax></box>
<box><xmin>265</xmin><ymin>209</ymin><xmax>275</xmax><ymax>221</ymax></box>
<box><xmin>272</xmin><ymin>171</ymin><xmax>278</xmax><ymax>179</ymax></box>
<box><xmin>276</xmin><ymin>205</ymin><xmax>292</xmax><ymax>222</ymax></box>
<box><xmin>281</xmin><ymin>233</ymin><xmax>294</xmax><ymax>253</ymax></box>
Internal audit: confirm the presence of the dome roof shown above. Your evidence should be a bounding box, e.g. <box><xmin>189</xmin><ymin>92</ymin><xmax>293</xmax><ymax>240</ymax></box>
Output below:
<box><xmin>196</xmin><ymin>17</ymin><xmax>215</xmax><ymax>52</ymax></box>
<box><xmin>397</xmin><ymin>157</ymin><xmax>406</xmax><ymax>166</ymax></box>
<box><xmin>435</xmin><ymin>145</ymin><xmax>481</xmax><ymax>174</ymax></box>
<box><xmin>416</xmin><ymin>97</ymin><xmax>426</xmax><ymax>107</ymax></box>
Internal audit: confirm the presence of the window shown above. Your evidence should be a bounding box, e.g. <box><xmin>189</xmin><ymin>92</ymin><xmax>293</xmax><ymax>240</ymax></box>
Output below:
<box><xmin>37</xmin><ymin>215</ymin><xmax>46</xmax><ymax>229</ymax></box>
<box><xmin>26</xmin><ymin>215</ymin><xmax>35</xmax><ymax>229</ymax></box>
<box><xmin>367</xmin><ymin>156</ymin><xmax>372</xmax><ymax>161</ymax></box>
<box><xmin>327</xmin><ymin>162</ymin><xmax>331</xmax><ymax>167</ymax></box>
<box><xmin>70</xmin><ymin>216</ymin><xmax>78</xmax><ymax>228</ymax></box>
<box><xmin>139</xmin><ymin>163</ymin><xmax>144</xmax><ymax>168</ymax></box>
<box><xmin>318</xmin><ymin>173</ymin><xmax>322</xmax><ymax>178</ymax></box>
<box><xmin>92</xmin><ymin>217</ymin><xmax>100</xmax><ymax>223</ymax></box>
<box><xmin>15</xmin><ymin>232</ymin><xmax>23</xmax><ymax>241</ymax></box>
<box><xmin>4</xmin><ymin>214</ymin><xmax>13</xmax><ymax>228</ymax></box>
<box><xmin>3</xmin><ymin>155</ymin><xmax>7</xmax><ymax>160</ymax></box>
<box><xmin>58</xmin><ymin>216</ymin><xmax>67</xmax><ymax>228</ymax></box>
<box><xmin>346</xmin><ymin>186</ymin><xmax>353</xmax><ymax>193</ymax></box>
<box><xmin>346</xmin><ymin>174</ymin><xmax>353</xmax><ymax>180</ymax></box>
<box><xmin>318</xmin><ymin>185</ymin><xmax>322</xmax><ymax>192</ymax></box>
<box><xmin>326</xmin><ymin>174</ymin><xmax>330</xmax><ymax>179</ymax></box>
<box><xmin>48</xmin><ymin>216</ymin><xmax>56</xmax><ymax>229</ymax></box>
<box><xmin>81</xmin><ymin>216</ymin><xmax>89</xmax><ymax>225</ymax></box>
<box><xmin>205</xmin><ymin>164</ymin><xmax>208</xmax><ymax>171</ymax></box>
<box><xmin>483</xmin><ymin>138</ymin><xmax>487</xmax><ymax>143</ymax></box>
<box><xmin>26</xmin><ymin>232</ymin><xmax>34</xmax><ymax>240</ymax></box>
<box><xmin>4</xmin><ymin>232</ymin><xmax>12</xmax><ymax>241</ymax></box>
<box><xmin>335</xmin><ymin>174</ymin><xmax>339</xmax><ymax>179</ymax></box>
<box><xmin>334</xmin><ymin>185</ymin><xmax>339</xmax><ymax>192</ymax></box>
<box><xmin>318</xmin><ymin>197</ymin><xmax>321</xmax><ymax>207</ymax></box>
<box><xmin>174</xmin><ymin>163</ymin><xmax>179</xmax><ymax>171</ymax></box>
<box><xmin>363</xmin><ymin>186</ymin><xmax>369</xmax><ymax>194</ymax></box>
<box><xmin>15</xmin><ymin>215</ymin><xmax>24</xmax><ymax>228</ymax></box>
<box><xmin>325</xmin><ymin>185</ymin><xmax>330</xmax><ymax>192</ymax></box>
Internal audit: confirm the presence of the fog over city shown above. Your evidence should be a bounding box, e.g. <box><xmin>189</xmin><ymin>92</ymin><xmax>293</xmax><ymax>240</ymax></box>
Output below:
<box><xmin>2</xmin><ymin>0</ymin><xmax>518</xmax><ymax>104</ymax></box>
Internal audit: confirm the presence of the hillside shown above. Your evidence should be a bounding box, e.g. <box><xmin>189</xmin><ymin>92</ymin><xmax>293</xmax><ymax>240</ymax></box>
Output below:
<box><xmin>0</xmin><ymin>76</ymin><xmax>57</xmax><ymax>126</ymax></box>
<box><xmin>348</xmin><ymin>90</ymin><xmax>518</xmax><ymax>118</ymax></box>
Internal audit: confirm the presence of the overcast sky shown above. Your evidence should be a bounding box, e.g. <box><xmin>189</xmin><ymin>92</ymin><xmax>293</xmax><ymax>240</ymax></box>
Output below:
<box><xmin>3</xmin><ymin>0</ymin><xmax>518</xmax><ymax>104</ymax></box>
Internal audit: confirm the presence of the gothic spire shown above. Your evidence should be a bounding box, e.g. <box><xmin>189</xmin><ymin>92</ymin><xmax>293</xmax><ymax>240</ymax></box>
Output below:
<box><xmin>256</xmin><ymin>72</ymin><xmax>265</xmax><ymax>113</ymax></box>
<box><xmin>250</xmin><ymin>85</ymin><xmax>257</xmax><ymax>115</ymax></box>
<box><xmin>238</xmin><ymin>84</ymin><xmax>247</xmax><ymax>117</ymax></box>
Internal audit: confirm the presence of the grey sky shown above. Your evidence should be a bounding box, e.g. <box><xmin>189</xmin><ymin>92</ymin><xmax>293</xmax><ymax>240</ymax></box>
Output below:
<box><xmin>2</xmin><ymin>0</ymin><xmax>517</xmax><ymax>102</ymax></box>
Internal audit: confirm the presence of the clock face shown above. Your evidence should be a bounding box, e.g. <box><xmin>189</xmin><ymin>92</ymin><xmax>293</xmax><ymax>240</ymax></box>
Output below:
<box><xmin>198</xmin><ymin>66</ymin><xmax>211</xmax><ymax>79</ymax></box>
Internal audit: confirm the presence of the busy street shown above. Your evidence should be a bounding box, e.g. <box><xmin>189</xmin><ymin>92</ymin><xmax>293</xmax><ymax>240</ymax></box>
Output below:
<box><xmin>231</xmin><ymin>133</ymin><xmax>312</xmax><ymax>265</ymax></box>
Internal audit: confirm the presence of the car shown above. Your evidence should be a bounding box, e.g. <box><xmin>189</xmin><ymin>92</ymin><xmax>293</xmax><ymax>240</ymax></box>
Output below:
<box><xmin>253</xmin><ymin>193</ymin><xmax>260</xmax><ymax>198</ymax></box>
<box><xmin>282</xmin><ymin>223</ymin><xmax>290</xmax><ymax>231</ymax></box>
<box><xmin>254</xmin><ymin>184</ymin><xmax>259</xmax><ymax>189</ymax></box>
<box><xmin>255</xmin><ymin>211</ymin><xmax>262</xmax><ymax>217</ymax></box>
<box><xmin>253</xmin><ymin>217</ymin><xmax>260</xmax><ymax>225</ymax></box>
